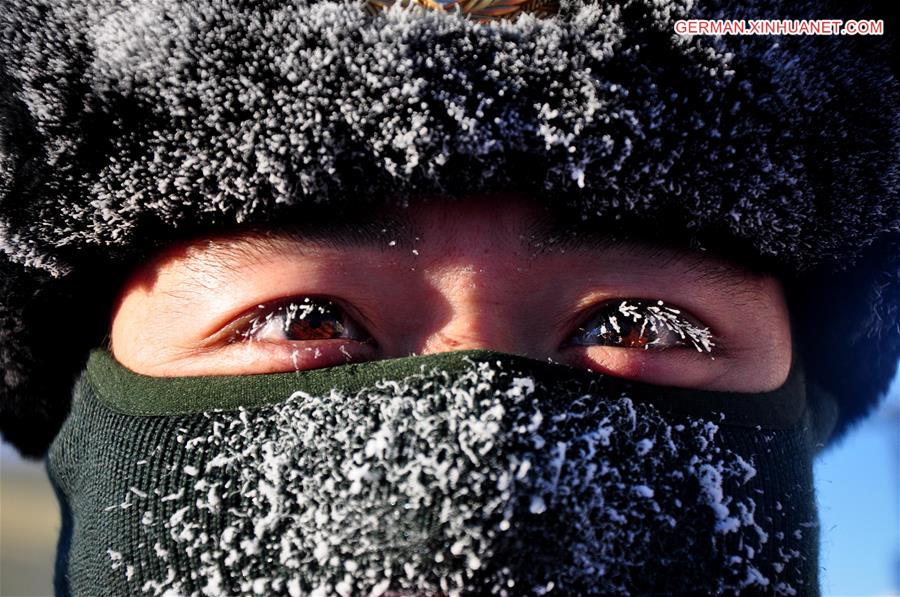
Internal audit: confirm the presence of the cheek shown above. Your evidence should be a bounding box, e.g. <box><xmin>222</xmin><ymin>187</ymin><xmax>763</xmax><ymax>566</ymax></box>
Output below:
<box><xmin>705</xmin><ymin>278</ymin><xmax>794</xmax><ymax>391</ymax></box>
<box><xmin>109</xmin><ymin>271</ymin><xmax>226</xmax><ymax>375</ymax></box>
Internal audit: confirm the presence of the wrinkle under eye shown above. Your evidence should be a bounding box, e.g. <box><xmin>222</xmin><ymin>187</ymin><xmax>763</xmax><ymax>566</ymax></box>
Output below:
<box><xmin>566</xmin><ymin>299</ymin><xmax>716</xmax><ymax>354</ymax></box>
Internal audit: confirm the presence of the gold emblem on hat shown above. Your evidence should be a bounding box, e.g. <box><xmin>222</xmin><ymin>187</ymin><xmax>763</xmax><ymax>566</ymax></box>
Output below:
<box><xmin>364</xmin><ymin>0</ymin><xmax>559</xmax><ymax>21</ymax></box>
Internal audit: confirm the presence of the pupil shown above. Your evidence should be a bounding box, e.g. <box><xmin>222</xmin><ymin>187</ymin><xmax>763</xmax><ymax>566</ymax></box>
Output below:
<box><xmin>621</xmin><ymin>326</ymin><xmax>652</xmax><ymax>348</ymax></box>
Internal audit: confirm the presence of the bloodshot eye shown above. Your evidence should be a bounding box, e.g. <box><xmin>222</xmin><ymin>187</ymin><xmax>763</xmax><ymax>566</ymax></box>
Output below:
<box><xmin>566</xmin><ymin>299</ymin><xmax>716</xmax><ymax>353</ymax></box>
<box><xmin>228</xmin><ymin>297</ymin><xmax>371</xmax><ymax>344</ymax></box>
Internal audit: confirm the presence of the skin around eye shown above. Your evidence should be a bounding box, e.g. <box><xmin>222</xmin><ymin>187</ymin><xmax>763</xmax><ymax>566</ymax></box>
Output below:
<box><xmin>195</xmin><ymin>297</ymin><xmax>378</xmax><ymax>373</ymax></box>
<box><xmin>109</xmin><ymin>195</ymin><xmax>792</xmax><ymax>389</ymax></box>
<box><xmin>560</xmin><ymin>298</ymin><xmax>725</xmax><ymax>386</ymax></box>
<box><xmin>566</xmin><ymin>299</ymin><xmax>715</xmax><ymax>353</ymax></box>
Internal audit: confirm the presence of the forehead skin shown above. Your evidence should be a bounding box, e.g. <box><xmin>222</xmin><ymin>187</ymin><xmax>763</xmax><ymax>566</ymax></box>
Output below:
<box><xmin>110</xmin><ymin>195</ymin><xmax>792</xmax><ymax>391</ymax></box>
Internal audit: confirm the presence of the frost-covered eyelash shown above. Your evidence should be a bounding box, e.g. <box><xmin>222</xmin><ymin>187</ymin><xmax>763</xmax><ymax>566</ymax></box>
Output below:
<box><xmin>229</xmin><ymin>298</ymin><xmax>336</xmax><ymax>343</ymax></box>
<box><xmin>577</xmin><ymin>299</ymin><xmax>716</xmax><ymax>353</ymax></box>
<box><xmin>624</xmin><ymin>300</ymin><xmax>715</xmax><ymax>353</ymax></box>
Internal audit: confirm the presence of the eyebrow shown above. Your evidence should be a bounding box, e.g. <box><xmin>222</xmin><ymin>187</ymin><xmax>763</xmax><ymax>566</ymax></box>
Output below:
<box><xmin>190</xmin><ymin>208</ymin><xmax>609</xmax><ymax>261</ymax></box>
<box><xmin>178</xmin><ymin>207</ymin><xmax>770</xmax><ymax>305</ymax></box>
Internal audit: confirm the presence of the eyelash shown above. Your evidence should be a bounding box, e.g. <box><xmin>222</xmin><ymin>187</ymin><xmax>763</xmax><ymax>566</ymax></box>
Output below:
<box><xmin>227</xmin><ymin>296</ymin><xmax>715</xmax><ymax>354</ymax></box>
<box><xmin>565</xmin><ymin>299</ymin><xmax>716</xmax><ymax>354</ymax></box>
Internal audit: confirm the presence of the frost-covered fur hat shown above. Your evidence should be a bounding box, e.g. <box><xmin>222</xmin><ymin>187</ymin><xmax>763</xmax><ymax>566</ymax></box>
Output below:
<box><xmin>1</xmin><ymin>0</ymin><xmax>897</xmax><ymax>456</ymax></box>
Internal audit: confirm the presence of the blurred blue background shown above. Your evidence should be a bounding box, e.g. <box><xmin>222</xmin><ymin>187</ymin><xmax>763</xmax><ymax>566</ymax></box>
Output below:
<box><xmin>816</xmin><ymin>362</ymin><xmax>900</xmax><ymax>596</ymax></box>
<box><xmin>2</xmin><ymin>363</ymin><xmax>899</xmax><ymax>596</ymax></box>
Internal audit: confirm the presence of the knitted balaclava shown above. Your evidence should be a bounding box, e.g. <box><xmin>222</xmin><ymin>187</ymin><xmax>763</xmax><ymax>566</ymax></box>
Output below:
<box><xmin>50</xmin><ymin>348</ymin><xmax>829</xmax><ymax>595</ymax></box>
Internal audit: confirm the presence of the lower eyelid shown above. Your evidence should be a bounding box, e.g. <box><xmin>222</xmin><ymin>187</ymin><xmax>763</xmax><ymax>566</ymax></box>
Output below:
<box><xmin>565</xmin><ymin>345</ymin><xmax>722</xmax><ymax>385</ymax></box>
<box><xmin>214</xmin><ymin>338</ymin><xmax>378</xmax><ymax>374</ymax></box>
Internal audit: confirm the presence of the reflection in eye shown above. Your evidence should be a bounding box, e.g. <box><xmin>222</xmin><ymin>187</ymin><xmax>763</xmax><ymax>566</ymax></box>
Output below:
<box><xmin>568</xmin><ymin>299</ymin><xmax>715</xmax><ymax>353</ymax></box>
<box><xmin>229</xmin><ymin>297</ymin><xmax>370</xmax><ymax>344</ymax></box>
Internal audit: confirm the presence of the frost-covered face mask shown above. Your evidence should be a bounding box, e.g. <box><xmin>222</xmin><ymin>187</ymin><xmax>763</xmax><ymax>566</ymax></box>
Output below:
<box><xmin>49</xmin><ymin>349</ymin><xmax>831</xmax><ymax>596</ymax></box>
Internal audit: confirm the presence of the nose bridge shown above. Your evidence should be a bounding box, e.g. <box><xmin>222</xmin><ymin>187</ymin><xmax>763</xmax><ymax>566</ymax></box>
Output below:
<box><xmin>406</xmin><ymin>196</ymin><xmax>547</xmax><ymax>357</ymax></box>
<box><xmin>417</xmin><ymin>258</ymin><xmax>526</xmax><ymax>355</ymax></box>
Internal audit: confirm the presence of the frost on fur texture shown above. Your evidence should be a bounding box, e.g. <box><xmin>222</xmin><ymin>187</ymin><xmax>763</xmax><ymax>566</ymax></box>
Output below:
<box><xmin>0</xmin><ymin>0</ymin><xmax>896</xmax><ymax>274</ymax></box>
<box><xmin>0</xmin><ymin>0</ymin><xmax>898</xmax><ymax>457</ymax></box>
<box><xmin>67</xmin><ymin>360</ymin><xmax>816</xmax><ymax>596</ymax></box>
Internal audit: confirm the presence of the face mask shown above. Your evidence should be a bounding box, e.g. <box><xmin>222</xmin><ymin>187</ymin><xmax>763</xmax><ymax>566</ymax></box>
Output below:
<box><xmin>48</xmin><ymin>349</ymin><xmax>830</xmax><ymax>596</ymax></box>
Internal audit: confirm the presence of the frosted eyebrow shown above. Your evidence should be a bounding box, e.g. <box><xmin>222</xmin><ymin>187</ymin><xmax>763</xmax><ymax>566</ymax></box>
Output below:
<box><xmin>521</xmin><ymin>216</ymin><xmax>773</xmax><ymax>303</ymax></box>
<box><xmin>191</xmin><ymin>209</ymin><xmax>591</xmax><ymax>265</ymax></box>
<box><xmin>179</xmin><ymin>210</ymin><xmax>771</xmax><ymax>307</ymax></box>
<box><xmin>179</xmin><ymin>213</ymin><xmax>419</xmax><ymax>275</ymax></box>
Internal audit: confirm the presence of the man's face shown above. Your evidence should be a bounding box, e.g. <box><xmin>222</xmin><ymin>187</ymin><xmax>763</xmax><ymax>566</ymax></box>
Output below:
<box><xmin>110</xmin><ymin>195</ymin><xmax>791</xmax><ymax>392</ymax></box>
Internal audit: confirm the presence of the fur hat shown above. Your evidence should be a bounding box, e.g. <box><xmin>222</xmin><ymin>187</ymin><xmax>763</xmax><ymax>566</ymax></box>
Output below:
<box><xmin>1</xmin><ymin>0</ymin><xmax>897</xmax><ymax>456</ymax></box>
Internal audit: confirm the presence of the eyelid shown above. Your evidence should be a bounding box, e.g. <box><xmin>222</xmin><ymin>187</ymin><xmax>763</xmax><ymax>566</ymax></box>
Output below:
<box><xmin>201</xmin><ymin>295</ymin><xmax>375</xmax><ymax>347</ymax></box>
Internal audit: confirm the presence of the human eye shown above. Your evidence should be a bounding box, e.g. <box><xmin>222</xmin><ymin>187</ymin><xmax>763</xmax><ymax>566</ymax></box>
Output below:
<box><xmin>565</xmin><ymin>299</ymin><xmax>715</xmax><ymax>354</ymax></box>
<box><xmin>227</xmin><ymin>297</ymin><xmax>372</xmax><ymax>345</ymax></box>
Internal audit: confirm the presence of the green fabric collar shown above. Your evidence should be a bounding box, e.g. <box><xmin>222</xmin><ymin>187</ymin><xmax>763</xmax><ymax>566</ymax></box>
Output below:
<box><xmin>86</xmin><ymin>348</ymin><xmax>511</xmax><ymax>415</ymax></box>
<box><xmin>85</xmin><ymin>349</ymin><xmax>808</xmax><ymax>431</ymax></box>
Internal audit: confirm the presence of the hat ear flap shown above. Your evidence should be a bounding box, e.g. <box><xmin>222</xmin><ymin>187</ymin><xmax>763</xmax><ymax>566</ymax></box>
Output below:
<box><xmin>786</xmin><ymin>237</ymin><xmax>900</xmax><ymax>445</ymax></box>
<box><xmin>0</xmin><ymin>254</ymin><xmax>120</xmax><ymax>457</ymax></box>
